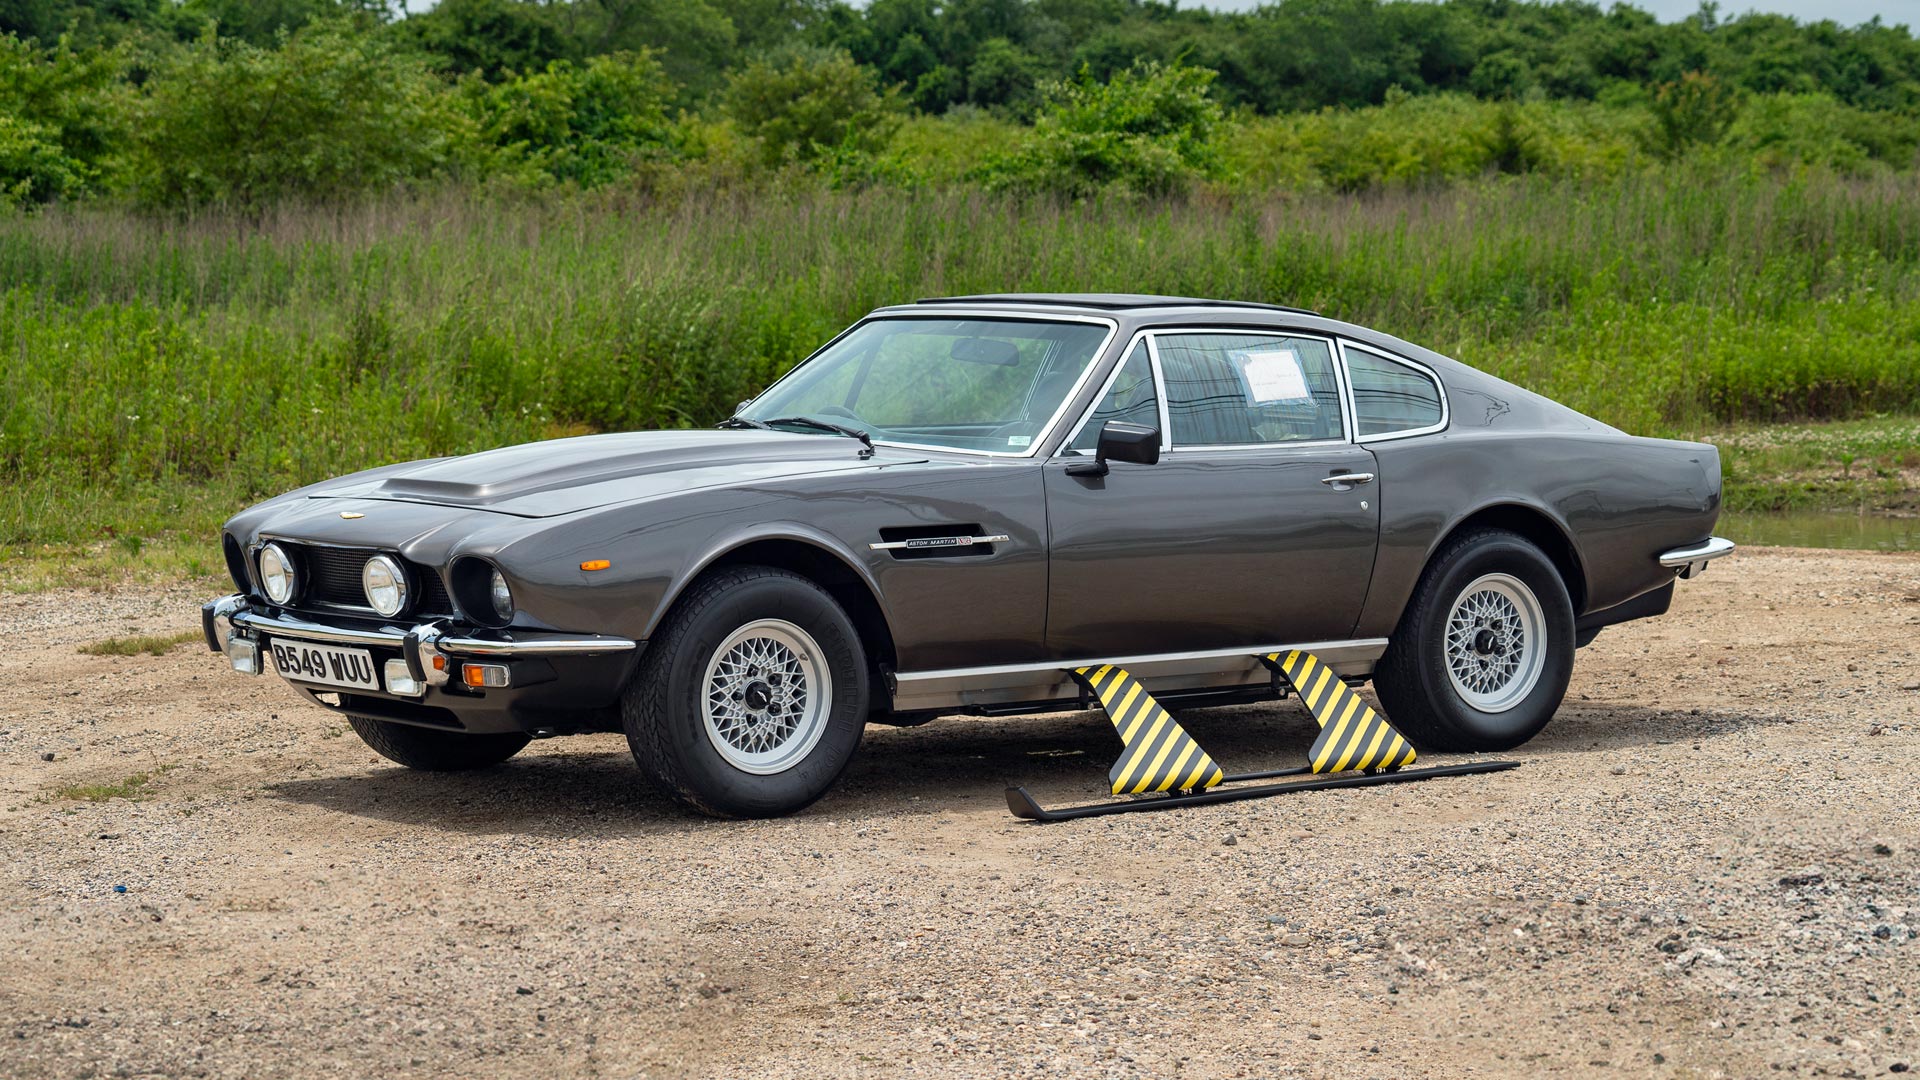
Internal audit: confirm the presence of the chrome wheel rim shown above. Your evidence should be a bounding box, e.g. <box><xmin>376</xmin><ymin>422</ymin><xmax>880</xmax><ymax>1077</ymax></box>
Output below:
<box><xmin>700</xmin><ymin>619</ymin><xmax>831</xmax><ymax>775</ymax></box>
<box><xmin>1443</xmin><ymin>573</ymin><xmax>1546</xmax><ymax>714</ymax></box>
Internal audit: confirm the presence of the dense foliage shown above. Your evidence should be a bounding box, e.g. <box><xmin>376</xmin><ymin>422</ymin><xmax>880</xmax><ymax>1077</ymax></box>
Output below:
<box><xmin>1</xmin><ymin>0</ymin><xmax>1919</xmax><ymax>206</ymax></box>
<box><xmin>5</xmin><ymin>172</ymin><xmax>1920</xmax><ymax>547</ymax></box>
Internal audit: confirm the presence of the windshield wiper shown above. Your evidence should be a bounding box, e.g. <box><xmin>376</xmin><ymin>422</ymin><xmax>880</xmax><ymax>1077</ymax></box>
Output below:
<box><xmin>763</xmin><ymin>416</ymin><xmax>875</xmax><ymax>455</ymax></box>
<box><xmin>717</xmin><ymin>415</ymin><xmax>772</xmax><ymax>431</ymax></box>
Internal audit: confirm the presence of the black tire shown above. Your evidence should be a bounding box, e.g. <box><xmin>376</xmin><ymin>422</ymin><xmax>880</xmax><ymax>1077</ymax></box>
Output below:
<box><xmin>623</xmin><ymin>565</ymin><xmax>868</xmax><ymax>818</ymax></box>
<box><xmin>1372</xmin><ymin>528</ymin><xmax>1575</xmax><ymax>752</ymax></box>
<box><xmin>347</xmin><ymin>715</ymin><xmax>531</xmax><ymax>771</ymax></box>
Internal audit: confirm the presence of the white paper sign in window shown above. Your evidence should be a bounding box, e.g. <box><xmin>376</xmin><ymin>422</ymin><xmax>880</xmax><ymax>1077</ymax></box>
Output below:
<box><xmin>1234</xmin><ymin>348</ymin><xmax>1311</xmax><ymax>404</ymax></box>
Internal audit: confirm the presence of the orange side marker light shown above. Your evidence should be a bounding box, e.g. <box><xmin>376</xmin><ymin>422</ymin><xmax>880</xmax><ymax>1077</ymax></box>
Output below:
<box><xmin>462</xmin><ymin>663</ymin><xmax>510</xmax><ymax>688</ymax></box>
<box><xmin>580</xmin><ymin>559</ymin><xmax>611</xmax><ymax>572</ymax></box>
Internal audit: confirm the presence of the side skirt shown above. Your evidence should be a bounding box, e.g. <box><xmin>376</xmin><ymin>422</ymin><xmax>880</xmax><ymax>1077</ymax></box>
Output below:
<box><xmin>890</xmin><ymin>638</ymin><xmax>1387</xmax><ymax>713</ymax></box>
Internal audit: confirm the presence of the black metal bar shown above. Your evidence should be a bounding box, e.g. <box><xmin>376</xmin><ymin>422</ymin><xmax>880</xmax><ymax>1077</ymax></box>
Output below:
<box><xmin>1005</xmin><ymin>760</ymin><xmax>1521</xmax><ymax>822</ymax></box>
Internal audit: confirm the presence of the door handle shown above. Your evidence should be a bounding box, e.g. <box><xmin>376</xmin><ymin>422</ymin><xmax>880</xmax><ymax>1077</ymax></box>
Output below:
<box><xmin>1320</xmin><ymin>472</ymin><xmax>1375</xmax><ymax>487</ymax></box>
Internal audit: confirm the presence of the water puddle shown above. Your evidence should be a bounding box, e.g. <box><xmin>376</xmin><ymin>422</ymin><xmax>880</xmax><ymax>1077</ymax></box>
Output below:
<box><xmin>1721</xmin><ymin>509</ymin><xmax>1920</xmax><ymax>552</ymax></box>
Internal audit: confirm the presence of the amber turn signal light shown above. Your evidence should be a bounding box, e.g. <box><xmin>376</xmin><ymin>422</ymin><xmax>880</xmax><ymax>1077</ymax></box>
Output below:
<box><xmin>580</xmin><ymin>559</ymin><xmax>611</xmax><ymax>572</ymax></box>
<box><xmin>461</xmin><ymin>663</ymin><xmax>510</xmax><ymax>688</ymax></box>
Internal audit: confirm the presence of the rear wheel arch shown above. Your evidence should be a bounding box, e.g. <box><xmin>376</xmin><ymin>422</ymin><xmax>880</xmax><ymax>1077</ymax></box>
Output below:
<box><xmin>1373</xmin><ymin>525</ymin><xmax>1577</xmax><ymax>752</ymax></box>
<box><xmin>1428</xmin><ymin>503</ymin><xmax>1587</xmax><ymax>615</ymax></box>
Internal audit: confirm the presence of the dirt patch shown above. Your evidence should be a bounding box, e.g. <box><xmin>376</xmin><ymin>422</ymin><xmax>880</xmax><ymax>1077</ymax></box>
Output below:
<box><xmin>2</xmin><ymin>548</ymin><xmax>1917</xmax><ymax>1078</ymax></box>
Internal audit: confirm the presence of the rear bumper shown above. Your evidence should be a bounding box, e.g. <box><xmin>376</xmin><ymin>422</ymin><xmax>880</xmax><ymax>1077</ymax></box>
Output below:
<box><xmin>1658</xmin><ymin>536</ymin><xmax>1735</xmax><ymax>579</ymax></box>
<box><xmin>202</xmin><ymin>595</ymin><xmax>642</xmax><ymax>734</ymax></box>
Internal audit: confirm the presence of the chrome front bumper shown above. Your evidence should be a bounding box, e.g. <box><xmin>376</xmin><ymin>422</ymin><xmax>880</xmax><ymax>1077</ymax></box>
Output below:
<box><xmin>201</xmin><ymin>594</ymin><xmax>639</xmax><ymax>691</ymax></box>
<box><xmin>1658</xmin><ymin>536</ymin><xmax>1736</xmax><ymax>579</ymax></box>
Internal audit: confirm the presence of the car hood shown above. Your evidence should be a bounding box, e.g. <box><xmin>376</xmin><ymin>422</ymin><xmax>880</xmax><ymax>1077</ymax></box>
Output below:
<box><xmin>307</xmin><ymin>430</ymin><xmax>907</xmax><ymax>518</ymax></box>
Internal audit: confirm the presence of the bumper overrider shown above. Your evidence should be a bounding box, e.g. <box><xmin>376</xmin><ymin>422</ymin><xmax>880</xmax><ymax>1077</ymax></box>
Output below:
<box><xmin>1656</xmin><ymin>535</ymin><xmax>1736</xmax><ymax>580</ymax></box>
<box><xmin>202</xmin><ymin>595</ymin><xmax>643</xmax><ymax>735</ymax></box>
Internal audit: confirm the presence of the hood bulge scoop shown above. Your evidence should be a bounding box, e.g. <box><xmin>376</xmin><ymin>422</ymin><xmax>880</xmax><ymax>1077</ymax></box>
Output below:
<box><xmin>310</xmin><ymin>430</ymin><xmax>897</xmax><ymax>518</ymax></box>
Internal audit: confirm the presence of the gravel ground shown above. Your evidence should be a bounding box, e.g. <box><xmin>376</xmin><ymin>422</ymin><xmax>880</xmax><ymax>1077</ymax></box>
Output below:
<box><xmin>1</xmin><ymin>546</ymin><xmax>1916</xmax><ymax>1079</ymax></box>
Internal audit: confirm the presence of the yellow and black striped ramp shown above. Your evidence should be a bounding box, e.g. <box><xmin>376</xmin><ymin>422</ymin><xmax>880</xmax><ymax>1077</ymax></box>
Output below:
<box><xmin>1073</xmin><ymin>665</ymin><xmax>1226</xmax><ymax>795</ymax></box>
<box><xmin>1266</xmin><ymin>650</ymin><xmax>1418</xmax><ymax>774</ymax></box>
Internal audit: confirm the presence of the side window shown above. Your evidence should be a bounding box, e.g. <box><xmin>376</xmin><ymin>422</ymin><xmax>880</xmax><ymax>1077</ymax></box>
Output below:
<box><xmin>1155</xmin><ymin>333</ymin><xmax>1344</xmax><ymax>447</ymax></box>
<box><xmin>1070</xmin><ymin>341</ymin><xmax>1158</xmax><ymax>451</ymax></box>
<box><xmin>1346</xmin><ymin>347</ymin><xmax>1444</xmax><ymax>437</ymax></box>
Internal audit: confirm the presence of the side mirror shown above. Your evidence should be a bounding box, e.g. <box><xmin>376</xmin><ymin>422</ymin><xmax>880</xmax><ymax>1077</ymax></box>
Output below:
<box><xmin>1066</xmin><ymin>420</ymin><xmax>1161</xmax><ymax>477</ymax></box>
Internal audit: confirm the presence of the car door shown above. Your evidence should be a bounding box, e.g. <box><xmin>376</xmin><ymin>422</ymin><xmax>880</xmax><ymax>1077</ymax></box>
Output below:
<box><xmin>1044</xmin><ymin>330</ymin><xmax>1381</xmax><ymax>659</ymax></box>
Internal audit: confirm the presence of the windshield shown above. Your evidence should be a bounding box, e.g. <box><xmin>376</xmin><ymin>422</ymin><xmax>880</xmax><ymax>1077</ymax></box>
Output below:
<box><xmin>739</xmin><ymin>317</ymin><xmax>1112</xmax><ymax>453</ymax></box>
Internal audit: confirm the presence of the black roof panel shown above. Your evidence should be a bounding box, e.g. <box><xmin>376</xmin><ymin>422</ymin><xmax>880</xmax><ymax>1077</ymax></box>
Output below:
<box><xmin>915</xmin><ymin>293</ymin><xmax>1318</xmax><ymax>316</ymax></box>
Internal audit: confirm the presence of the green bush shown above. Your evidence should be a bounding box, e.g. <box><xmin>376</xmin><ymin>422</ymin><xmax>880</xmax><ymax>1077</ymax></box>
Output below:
<box><xmin>1649</xmin><ymin>71</ymin><xmax>1741</xmax><ymax>160</ymax></box>
<box><xmin>0</xmin><ymin>33</ymin><xmax>121</xmax><ymax>203</ymax></box>
<box><xmin>0</xmin><ymin>115</ymin><xmax>84</xmax><ymax>207</ymax></box>
<box><xmin>128</xmin><ymin>20</ymin><xmax>460</xmax><ymax>208</ymax></box>
<box><xmin>722</xmin><ymin>46</ymin><xmax>903</xmax><ymax>166</ymax></box>
<box><xmin>463</xmin><ymin>52</ymin><xmax>677</xmax><ymax>187</ymax></box>
<box><xmin>980</xmin><ymin>61</ymin><xmax>1224</xmax><ymax>197</ymax></box>
<box><xmin>1221</xmin><ymin>93</ymin><xmax>1643</xmax><ymax>193</ymax></box>
<box><xmin>1727</xmin><ymin>92</ymin><xmax>1920</xmax><ymax>175</ymax></box>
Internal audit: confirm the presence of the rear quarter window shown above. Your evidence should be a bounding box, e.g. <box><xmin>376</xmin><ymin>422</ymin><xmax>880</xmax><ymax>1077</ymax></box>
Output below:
<box><xmin>1345</xmin><ymin>346</ymin><xmax>1444</xmax><ymax>437</ymax></box>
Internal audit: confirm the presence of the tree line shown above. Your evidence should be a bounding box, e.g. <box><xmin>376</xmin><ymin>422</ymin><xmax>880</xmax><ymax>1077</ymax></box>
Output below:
<box><xmin>2</xmin><ymin>0</ymin><xmax>1917</xmax><ymax>207</ymax></box>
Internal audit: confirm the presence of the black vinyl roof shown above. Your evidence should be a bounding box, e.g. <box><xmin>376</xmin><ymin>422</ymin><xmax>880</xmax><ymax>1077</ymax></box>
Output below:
<box><xmin>915</xmin><ymin>293</ymin><xmax>1319</xmax><ymax>316</ymax></box>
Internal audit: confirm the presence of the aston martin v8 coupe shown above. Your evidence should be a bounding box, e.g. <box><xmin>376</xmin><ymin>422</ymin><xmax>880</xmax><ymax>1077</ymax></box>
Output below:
<box><xmin>203</xmin><ymin>294</ymin><xmax>1732</xmax><ymax>817</ymax></box>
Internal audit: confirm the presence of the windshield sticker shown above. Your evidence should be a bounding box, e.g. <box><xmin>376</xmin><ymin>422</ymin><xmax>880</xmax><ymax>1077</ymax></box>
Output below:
<box><xmin>1007</xmin><ymin>435</ymin><xmax>1032</xmax><ymax>447</ymax></box>
<box><xmin>1236</xmin><ymin>348</ymin><xmax>1310</xmax><ymax>404</ymax></box>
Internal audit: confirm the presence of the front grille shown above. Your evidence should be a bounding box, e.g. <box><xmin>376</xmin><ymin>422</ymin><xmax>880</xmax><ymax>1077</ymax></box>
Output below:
<box><xmin>281</xmin><ymin>544</ymin><xmax>455</xmax><ymax>619</ymax></box>
<box><xmin>418</xmin><ymin>574</ymin><xmax>454</xmax><ymax>617</ymax></box>
<box><xmin>307</xmin><ymin>546</ymin><xmax>372</xmax><ymax>607</ymax></box>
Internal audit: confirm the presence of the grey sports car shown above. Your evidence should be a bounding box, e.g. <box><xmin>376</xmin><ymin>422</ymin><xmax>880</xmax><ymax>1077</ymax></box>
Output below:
<box><xmin>202</xmin><ymin>294</ymin><xmax>1732</xmax><ymax>817</ymax></box>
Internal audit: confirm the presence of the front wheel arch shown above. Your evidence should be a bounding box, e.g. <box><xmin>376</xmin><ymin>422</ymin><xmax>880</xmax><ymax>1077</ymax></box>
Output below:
<box><xmin>623</xmin><ymin>563</ymin><xmax>871</xmax><ymax>817</ymax></box>
<box><xmin>652</xmin><ymin>534</ymin><xmax>897</xmax><ymax>709</ymax></box>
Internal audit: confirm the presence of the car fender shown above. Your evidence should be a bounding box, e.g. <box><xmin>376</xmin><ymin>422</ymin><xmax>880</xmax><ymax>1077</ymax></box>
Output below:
<box><xmin>1421</xmin><ymin>496</ymin><xmax>1590</xmax><ymax>604</ymax></box>
<box><xmin>648</xmin><ymin>521</ymin><xmax>892</xmax><ymax>641</ymax></box>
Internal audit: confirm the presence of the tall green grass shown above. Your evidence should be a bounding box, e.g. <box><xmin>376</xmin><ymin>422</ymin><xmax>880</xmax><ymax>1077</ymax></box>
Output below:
<box><xmin>5</xmin><ymin>169</ymin><xmax>1920</xmax><ymax>550</ymax></box>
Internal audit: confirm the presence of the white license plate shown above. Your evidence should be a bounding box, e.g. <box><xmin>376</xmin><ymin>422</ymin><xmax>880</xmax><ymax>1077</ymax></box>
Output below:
<box><xmin>269</xmin><ymin>639</ymin><xmax>380</xmax><ymax>691</ymax></box>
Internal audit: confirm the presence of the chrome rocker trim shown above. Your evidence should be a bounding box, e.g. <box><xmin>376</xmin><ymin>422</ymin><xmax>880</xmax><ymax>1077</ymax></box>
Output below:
<box><xmin>890</xmin><ymin>639</ymin><xmax>1390</xmax><ymax>713</ymax></box>
<box><xmin>1657</xmin><ymin>536</ymin><xmax>1736</xmax><ymax>579</ymax></box>
<box><xmin>223</xmin><ymin>604</ymin><xmax>639</xmax><ymax>657</ymax></box>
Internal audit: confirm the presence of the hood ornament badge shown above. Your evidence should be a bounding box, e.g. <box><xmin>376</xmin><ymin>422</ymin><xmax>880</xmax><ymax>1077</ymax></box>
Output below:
<box><xmin>340</xmin><ymin>511</ymin><xmax>365</xmax><ymax>519</ymax></box>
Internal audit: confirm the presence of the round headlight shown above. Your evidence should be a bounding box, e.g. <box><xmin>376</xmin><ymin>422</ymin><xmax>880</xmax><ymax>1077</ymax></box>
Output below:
<box><xmin>489</xmin><ymin>569</ymin><xmax>513</xmax><ymax>624</ymax></box>
<box><xmin>362</xmin><ymin>555</ymin><xmax>408</xmax><ymax>618</ymax></box>
<box><xmin>259</xmin><ymin>543</ymin><xmax>298</xmax><ymax>605</ymax></box>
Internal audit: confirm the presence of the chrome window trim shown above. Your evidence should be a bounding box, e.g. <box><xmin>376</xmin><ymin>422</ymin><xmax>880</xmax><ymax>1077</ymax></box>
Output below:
<box><xmin>1337</xmin><ymin>339</ymin><xmax>1450</xmax><ymax>443</ymax></box>
<box><xmin>739</xmin><ymin>310</ymin><xmax>1121</xmax><ymax>460</ymax></box>
<box><xmin>1056</xmin><ymin>326</ymin><xmax>1357</xmax><ymax>457</ymax></box>
<box><xmin>1057</xmin><ymin>330</ymin><xmax>1168</xmax><ymax>454</ymax></box>
<box><xmin>1144</xmin><ymin>332</ymin><xmax>1175</xmax><ymax>448</ymax></box>
<box><xmin>1151</xmin><ymin>327</ymin><xmax>1352</xmax><ymax>453</ymax></box>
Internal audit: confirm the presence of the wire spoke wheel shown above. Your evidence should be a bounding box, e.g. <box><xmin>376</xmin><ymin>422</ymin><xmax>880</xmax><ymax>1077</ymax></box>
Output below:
<box><xmin>700</xmin><ymin>619</ymin><xmax>832</xmax><ymax>775</ymax></box>
<box><xmin>1442</xmin><ymin>572</ymin><xmax>1547</xmax><ymax>713</ymax></box>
